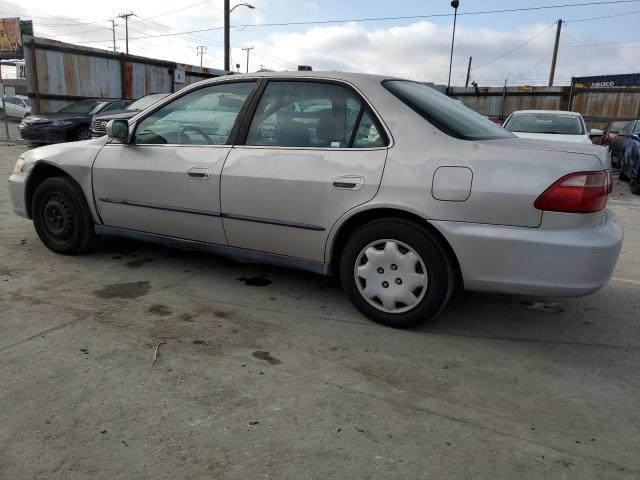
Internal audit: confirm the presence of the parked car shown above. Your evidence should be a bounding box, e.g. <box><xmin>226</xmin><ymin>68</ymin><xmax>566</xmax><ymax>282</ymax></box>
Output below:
<box><xmin>610</xmin><ymin>119</ymin><xmax>640</xmax><ymax>167</ymax></box>
<box><xmin>18</xmin><ymin>98</ymin><xmax>131</xmax><ymax>145</ymax></box>
<box><xmin>619</xmin><ymin>134</ymin><xmax>640</xmax><ymax>194</ymax></box>
<box><xmin>91</xmin><ymin>93</ymin><xmax>170</xmax><ymax>137</ymax></box>
<box><xmin>1</xmin><ymin>95</ymin><xmax>31</xmax><ymax>119</ymax></box>
<box><xmin>503</xmin><ymin>110</ymin><xmax>602</xmax><ymax>144</ymax></box>
<box><xmin>8</xmin><ymin>72</ymin><xmax>622</xmax><ymax>328</ymax></box>
<box><xmin>598</xmin><ymin>120</ymin><xmax>629</xmax><ymax>147</ymax></box>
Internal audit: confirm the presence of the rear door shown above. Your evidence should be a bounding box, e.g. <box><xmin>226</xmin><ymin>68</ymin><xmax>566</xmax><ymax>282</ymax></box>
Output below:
<box><xmin>220</xmin><ymin>79</ymin><xmax>388</xmax><ymax>262</ymax></box>
<box><xmin>93</xmin><ymin>81</ymin><xmax>257</xmax><ymax>244</ymax></box>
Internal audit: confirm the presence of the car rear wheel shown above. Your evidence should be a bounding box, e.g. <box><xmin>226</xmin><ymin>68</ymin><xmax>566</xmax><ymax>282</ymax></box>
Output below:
<box><xmin>32</xmin><ymin>177</ymin><xmax>96</xmax><ymax>255</ymax></box>
<box><xmin>340</xmin><ymin>219</ymin><xmax>453</xmax><ymax>329</ymax></box>
<box><xmin>75</xmin><ymin>127</ymin><xmax>92</xmax><ymax>141</ymax></box>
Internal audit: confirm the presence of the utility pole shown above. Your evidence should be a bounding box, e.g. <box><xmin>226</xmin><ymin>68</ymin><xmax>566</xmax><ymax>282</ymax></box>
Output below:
<box><xmin>197</xmin><ymin>46</ymin><xmax>207</xmax><ymax>67</ymax></box>
<box><xmin>117</xmin><ymin>12</ymin><xmax>134</xmax><ymax>55</ymax></box>
<box><xmin>548</xmin><ymin>19</ymin><xmax>562</xmax><ymax>87</ymax></box>
<box><xmin>224</xmin><ymin>0</ymin><xmax>230</xmax><ymax>71</ymax></box>
<box><xmin>465</xmin><ymin>56</ymin><xmax>472</xmax><ymax>87</ymax></box>
<box><xmin>110</xmin><ymin>19</ymin><xmax>117</xmax><ymax>53</ymax></box>
<box><xmin>447</xmin><ymin>0</ymin><xmax>460</xmax><ymax>93</ymax></box>
<box><xmin>242</xmin><ymin>46</ymin><xmax>253</xmax><ymax>73</ymax></box>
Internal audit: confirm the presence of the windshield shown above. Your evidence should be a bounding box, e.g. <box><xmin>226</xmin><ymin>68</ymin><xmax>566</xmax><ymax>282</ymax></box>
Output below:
<box><xmin>609</xmin><ymin>121</ymin><xmax>628</xmax><ymax>133</ymax></box>
<box><xmin>59</xmin><ymin>100</ymin><xmax>107</xmax><ymax>115</ymax></box>
<box><xmin>20</xmin><ymin>97</ymin><xmax>31</xmax><ymax>107</ymax></box>
<box><xmin>383</xmin><ymin>80</ymin><xmax>514</xmax><ymax>140</ymax></box>
<box><xmin>126</xmin><ymin>93</ymin><xmax>169</xmax><ymax>111</ymax></box>
<box><xmin>504</xmin><ymin>113</ymin><xmax>585</xmax><ymax>135</ymax></box>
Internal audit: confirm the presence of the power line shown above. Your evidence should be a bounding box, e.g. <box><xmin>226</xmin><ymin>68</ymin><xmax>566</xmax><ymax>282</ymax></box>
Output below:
<box><xmin>564</xmin><ymin>8</ymin><xmax>640</xmax><ymax>22</ymax></box>
<box><xmin>472</xmin><ymin>22</ymin><xmax>557</xmax><ymax>70</ymax></box>
<box><xmin>562</xmin><ymin>39</ymin><xmax>640</xmax><ymax>47</ymax></box>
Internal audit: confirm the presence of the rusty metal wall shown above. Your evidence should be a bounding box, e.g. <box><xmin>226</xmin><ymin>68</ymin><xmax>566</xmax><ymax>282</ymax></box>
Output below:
<box><xmin>570</xmin><ymin>89</ymin><xmax>640</xmax><ymax>129</ymax></box>
<box><xmin>24</xmin><ymin>36</ymin><xmax>230</xmax><ymax>113</ymax></box>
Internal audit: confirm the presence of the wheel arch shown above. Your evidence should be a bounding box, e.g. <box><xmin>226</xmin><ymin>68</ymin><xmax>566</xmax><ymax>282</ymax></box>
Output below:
<box><xmin>25</xmin><ymin>162</ymin><xmax>78</xmax><ymax>219</ymax></box>
<box><xmin>327</xmin><ymin>207</ymin><xmax>463</xmax><ymax>289</ymax></box>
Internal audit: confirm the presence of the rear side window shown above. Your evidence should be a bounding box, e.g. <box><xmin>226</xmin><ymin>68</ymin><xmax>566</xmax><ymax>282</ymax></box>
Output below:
<box><xmin>246</xmin><ymin>81</ymin><xmax>387</xmax><ymax>148</ymax></box>
<box><xmin>383</xmin><ymin>80</ymin><xmax>514</xmax><ymax>140</ymax></box>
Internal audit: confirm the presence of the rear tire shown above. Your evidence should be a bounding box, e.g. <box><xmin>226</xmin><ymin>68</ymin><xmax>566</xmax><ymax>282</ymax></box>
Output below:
<box><xmin>32</xmin><ymin>177</ymin><xmax>96</xmax><ymax>255</ymax></box>
<box><xmin>340</xmin><ymin>219</ymin><xmax>453</xmax><ymax>329</ymax></box>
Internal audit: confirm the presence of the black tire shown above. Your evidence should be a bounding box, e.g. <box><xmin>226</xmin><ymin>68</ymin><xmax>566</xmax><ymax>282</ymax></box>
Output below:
<box><xmin>339</xmin><ymin>219</ymin><xmax>454</xmax><ymax>329</ymax></box>
<box><xmin>32</xmin><ymin>177</ymin><xmax>96</xmax><ymax>255</ymax></box>
<box><xmin>75</xmin><ymin>127</ymin><xmax>92</xmax><ymax>141</ymax></box>
<box><xmin>619</xmin><ymin>170</ymin><xmax>629</xmax><ymax>182</ymax></box>
<box><xmin>631</xmin><ymin>178</ymin><xmax>640</xmax><ymax>195</ymax></box>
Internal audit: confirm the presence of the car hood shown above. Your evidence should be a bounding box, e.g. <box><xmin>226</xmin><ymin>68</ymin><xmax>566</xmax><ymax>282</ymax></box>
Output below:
<box><xmin>510</xmin><ymin>131</ymin><xmax>592</xmax><ymax>144</ymax></box>
<box><xmin>22</xmin><ymin>112</ymin><xmax>89</xmax><ymax>123</ymax></box>
<box><xmin>480</xmin><ymin>136</ymin><xmax>611</xmax><ymax>169</ymax></box>
<box><xmin>93</xmin><ymin>109</ymin><xmax>138</xmax><ymax>120</ymax></box>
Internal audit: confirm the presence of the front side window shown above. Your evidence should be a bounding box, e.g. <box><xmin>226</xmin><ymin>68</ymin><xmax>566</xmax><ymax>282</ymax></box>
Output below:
<box><xmin>246</xmin><ymin>81</ymin><xmax>386</xmax><ymax>148</ymax></box>
<box><xmin>504</xmin><ymin>113</ymin><xmax>585</xmax><ymax>135</ymax></box>
<box><xmin>384</xmin><ymin>80</ymin><xmax>514</xmax><ymax>140</ymax></box>
<box><xmin>133</xmin><ymin>82</ymin><xmax>255</xmax><ymax>145</ymax></box>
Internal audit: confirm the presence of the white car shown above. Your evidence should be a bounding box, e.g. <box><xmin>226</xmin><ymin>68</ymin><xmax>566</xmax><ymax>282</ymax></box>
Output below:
<box><xmin>503</xmin><ymin>110</ymin><xmax>602</xmax><ymax>145</ymax></box>
<box><xmin>2</xmin><ymin>95</ymin><xmax>31</xmax><ymax>119</ymax></box>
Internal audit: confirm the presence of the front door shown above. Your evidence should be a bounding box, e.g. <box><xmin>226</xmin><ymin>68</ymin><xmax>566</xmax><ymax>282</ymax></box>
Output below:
<box><xmin>220</xmin><ymin>80</ymin><xmax>388</xmax><ymax>262</ymax></box>
<box><xmin>93</xmin><ymin>81</ymin><xmax>257</xmax><ymax>244</ymax></box>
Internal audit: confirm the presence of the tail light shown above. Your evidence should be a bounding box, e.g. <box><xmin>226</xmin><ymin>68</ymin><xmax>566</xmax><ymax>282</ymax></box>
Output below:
<box><xmin>534</xmin><ymin>171</ymin><xmax>611</xmax><ymax>213</ymax></box>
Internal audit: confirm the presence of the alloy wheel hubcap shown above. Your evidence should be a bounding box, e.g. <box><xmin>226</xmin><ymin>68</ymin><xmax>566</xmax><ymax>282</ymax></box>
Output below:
<box><xmin>354</xmin><ymin>240</ymin><xmax>428</xmax><ymax>314</ymax></box>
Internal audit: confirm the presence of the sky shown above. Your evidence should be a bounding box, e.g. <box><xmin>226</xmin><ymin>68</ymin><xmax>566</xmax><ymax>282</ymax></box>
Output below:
<box><xmin>1</xmin><ymin>0</ymin><xmax>640</xmax><ymax>86</ymax></box>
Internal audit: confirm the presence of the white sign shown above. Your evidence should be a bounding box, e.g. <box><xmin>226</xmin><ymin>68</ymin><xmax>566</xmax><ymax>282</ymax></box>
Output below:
<box><xmin>174</xmin><ymin>69</ymin><xmax>185</xmax><ymax>84</ymax></box>
<box><xmin>17</xmin><ymin>62</ymin><xmax>27</xmax><ymax>80</ymax></box>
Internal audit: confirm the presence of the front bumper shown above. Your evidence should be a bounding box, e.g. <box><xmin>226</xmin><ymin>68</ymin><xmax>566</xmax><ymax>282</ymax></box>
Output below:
<box><xmin>431</xmin><ymin>210</ymin><xmax>623</xmax><ymax>297</ymax></box>
<box><xmin>8</xmin><ymin>172</ymin><xmax>30</xmax><ymax>219</ymax></box>
<box><xmin>18</xmin><ymin>124</ymin><xmax>69</xmax><ymax>144</ymax></box>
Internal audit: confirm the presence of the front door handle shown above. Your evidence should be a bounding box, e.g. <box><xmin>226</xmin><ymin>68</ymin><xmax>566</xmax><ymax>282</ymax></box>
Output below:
<box><xmin>187</xmin><ymin>166</ymin><xmax>211</xmax><ymax>179</ymax></box>
<box><xmin>331</xmin><ymin>176</ymin><xmax>365</xmax><ymax>191</ymax></box>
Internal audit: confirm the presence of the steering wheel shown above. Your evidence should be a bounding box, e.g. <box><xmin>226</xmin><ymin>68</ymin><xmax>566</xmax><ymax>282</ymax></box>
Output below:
<box><xmin>179</xmin><ymin>125</ymin><xmax>213</xmax><ymax>144</ymax></box>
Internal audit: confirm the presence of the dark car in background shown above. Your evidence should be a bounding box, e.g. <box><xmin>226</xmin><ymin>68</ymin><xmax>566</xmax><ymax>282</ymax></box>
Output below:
<box><xmin>598</xmin><ymin>120</ymin><xmax>629</xmax><ymax>146</ymax></box>
<box><xmin>619</xmin><ymin>134</ymin><xmax>640</xmax><ymax>194</ymax></box>
<box><xmin>91</xmin><ymin>93</ymin><xmax>170</xmax><ymax>137</ymax></box>
<box><xmin>18</xmin><ymin>98</ymin><xmax>131</xmax><ymax>145</ymax></box>
<box><xmin>610</xmin><ymin>119</ymin><xmax>640</xmax><ymax>166</ymax></box>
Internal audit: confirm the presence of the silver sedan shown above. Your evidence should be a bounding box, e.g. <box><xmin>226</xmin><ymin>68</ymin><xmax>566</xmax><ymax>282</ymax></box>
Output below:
<box><xmin>8</xmin><ymin>72</ymin><xmax>623</xmax><ymax>328</ymax></box>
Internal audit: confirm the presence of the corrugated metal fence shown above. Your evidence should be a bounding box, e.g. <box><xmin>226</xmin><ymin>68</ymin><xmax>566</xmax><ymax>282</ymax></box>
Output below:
<box><xmin>24</xmin><ymin>36</ymin><xmax>231</xmax><ymax>113</ymax></box>
<box><xmin>447</xmin><ymin>85</ymin><xmax>640</xmax><ymax>129</ymax></box>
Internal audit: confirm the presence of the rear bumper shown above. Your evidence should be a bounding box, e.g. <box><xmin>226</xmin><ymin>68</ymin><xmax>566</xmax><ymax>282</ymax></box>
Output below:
<box><xmin>8</xmin><ymin>172</ymin><xmax>30</xmax><ymax>219</ymax></box>
<box><xmin>431</xmin><ymin>210</ymin><xmax>623</xmax><ymax>297</ymax></box>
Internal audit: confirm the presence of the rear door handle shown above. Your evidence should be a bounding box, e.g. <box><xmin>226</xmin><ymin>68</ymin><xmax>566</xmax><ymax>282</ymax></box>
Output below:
<box><xmin>331</xmin><ymin>176</ymin><xmax>365</xmax><ymax>191</ymax></box>
<box><xmin>187</xmin><ymin>166</ymin><xmax>211</xmax><ymax>179</ymax></box>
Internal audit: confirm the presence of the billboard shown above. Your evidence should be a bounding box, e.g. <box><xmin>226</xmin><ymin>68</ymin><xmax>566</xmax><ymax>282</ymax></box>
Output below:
<box><xmin>0</xmin><ymin>18</ymin><xmax>23</xmax><ymax>59</ymax></box>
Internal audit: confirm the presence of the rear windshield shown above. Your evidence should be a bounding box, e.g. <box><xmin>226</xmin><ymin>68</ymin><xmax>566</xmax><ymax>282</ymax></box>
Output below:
<box><xmin>383</xmin><ymin>80</ymin><xmax>514</xmax><ymax>140</ymax></box>
<box><xmin>504</xmin><ymin>112</ymin><xmax>585</xmax><ymax>135</ymax></box>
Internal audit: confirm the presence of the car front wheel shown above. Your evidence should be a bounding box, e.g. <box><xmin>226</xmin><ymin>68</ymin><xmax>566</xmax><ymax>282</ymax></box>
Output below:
<box><xmin>32</xmin><ymin>177</ymin><xmax>96</xmax><ymax>254</ymax></box>
<box><xmin>75</xmin><ymin>127</ymin><xmax>92</xmax><ymax>141</ymax></box>
<box><xmin>340</xmin><ymin>219</ymin><xmax>453</xmax><ymax>328</ymax></box>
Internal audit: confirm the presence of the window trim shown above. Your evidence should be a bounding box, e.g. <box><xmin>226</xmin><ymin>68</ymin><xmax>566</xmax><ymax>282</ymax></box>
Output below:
<box><xmin>234</xmin><ymin>78</ymin><xmax>391</xmax><ymax>150</ymax></box>
<box><xmin>123</xmin><ymin>78</ymin><xmax>261</xmax><ymax>147</ymax></box>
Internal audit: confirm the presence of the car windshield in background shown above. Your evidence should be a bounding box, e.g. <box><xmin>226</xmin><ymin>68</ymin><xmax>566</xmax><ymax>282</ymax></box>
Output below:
<box><xmin>609</xmin><ymin>121</ymin><xmax>628</xmax><ymax>133</ymax></box>
<box><xmin>22</xmin><ymin>98</ymin><xmax>31</xmax><ymax>106</ymax></box>
<box><xmin>126</xmin><ymin>94</ymin><xmax>169</xmax><ymax>111</ymax></box>
<box><xmin>59</xmin><ymin>100</ymin><xmax>107</xmax><ymax>115</ymax></box>
<box><xmin>504</xmin><ymin>113</ymin><xmax>585</xmax><ymax>135</ymax></box>
<box><xmin>383</xmin><ymin>80</ymin><xmax>514</xmax><ymax>140</ymax></box>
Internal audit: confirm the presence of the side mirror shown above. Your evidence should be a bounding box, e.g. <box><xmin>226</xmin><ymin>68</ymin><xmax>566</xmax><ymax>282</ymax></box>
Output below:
<box><xmin>631</xmin><ymin>134</ymin><xmax>640</xmax><ymax>141</ymax></box>
<box><xmin>106</xmin><ymin>119</ymin><xmax>129</xmax><ymax>141</ymax></box>
<box><xmin>589</xmin><ymin>128</ymin><xmax>604</xmax><ymax>137</ymax></box>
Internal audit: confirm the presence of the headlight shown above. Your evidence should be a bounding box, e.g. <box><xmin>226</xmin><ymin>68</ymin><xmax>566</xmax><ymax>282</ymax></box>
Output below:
<box><xmin>12</xmin><ymin>158</ymin><xmax>25</xmax><ymax>174</ymax></box>
<box><xmin>51</xmin><ymin>120</ymin><xmax>74</xmax><ymax>126</ymax></box>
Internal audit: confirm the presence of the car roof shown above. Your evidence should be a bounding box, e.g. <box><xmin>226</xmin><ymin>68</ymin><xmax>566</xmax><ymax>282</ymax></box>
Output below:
<box><xmin>203</xmin><ymin>70</ymin><xmax>396</xmax><ymax>87</ymax></box>
<box><xmin>510</xmin><ymin>110</ymin><xmax>582</xmax><ymax>117</ymax></box>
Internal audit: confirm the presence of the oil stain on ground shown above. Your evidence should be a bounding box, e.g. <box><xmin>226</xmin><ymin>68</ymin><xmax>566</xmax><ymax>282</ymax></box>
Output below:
<box><xmin>148</xmin><ymin>304</ymin><xmax>172</xmax><ymax>316</ymax></box>
<box><xmin>94</xmin><ymin>281</ymin><xmax>151</xmax><ymax>299</ymax></box>
<box><xmin>125</xmin><ymin>258</ymin><xmax>155</xmax><ymax>269</ymax></box>
<box><xmin>252</xmin><ymin>351</ymin><xmax>281</xmax><ymax>365</ymax></box>
<box><xmin>237</xmin><ymin>275</ymin><xmax>272</xmax><ymax>287</ymax></box>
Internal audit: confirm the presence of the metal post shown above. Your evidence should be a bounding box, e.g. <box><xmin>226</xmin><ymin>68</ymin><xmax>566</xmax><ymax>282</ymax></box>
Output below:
<box><xmin>447</xmin><ymin>0</ymin><xmax>460</xmax><ymax>92</ymax></box>
<box><xmin>500</xmin><ymin>78</ymin><xmax>508</xmax><ymax>120</ymax></box>
<box><xmin>197</xmin><ymin>46</ymin><xmax>207</xmax><ymax>67</ymax></box>
<box><xmin>0</xmin><ymin>68</ymin><xmax>9</xmax><ymax>140</ymax></box>
<box><xmin>465</xmin><ymin>56</ymin><xmax>472</xmax><ymax>88</ymax></box>
<box><xmin>224</xmin><ymin>0</ymin><xmax>230</xmax><ymax>71</ymax></box>
<box><xmin>549</xmin><ymin>19</ymin><xmax>562</xmax><ymax>87</ymax></box>
<box><xmin>118</xmin><ymin>13</ymin><xmax>134</xmax><ymax>55</ymax></box>
<box><xmin>242</xmin><ymin>46</ymin><xmax>253</xmax><ymax>73</ymax></box>
<box><xmin>111</xmin><ymin>20</ymin><xmax>116</xmax><ymax>52</ymax></box>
